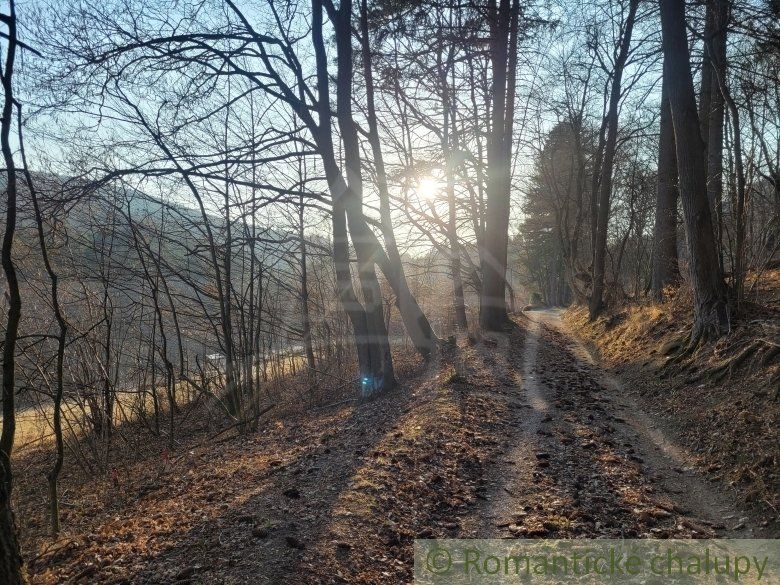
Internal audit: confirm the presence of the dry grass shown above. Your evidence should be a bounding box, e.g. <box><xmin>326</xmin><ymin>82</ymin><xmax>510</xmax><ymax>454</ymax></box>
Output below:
<box><xmin>11</xmin><ymin>385</ymin><xmax>198</xmax><ymax>456</ymax></box>
<box><xmin>11</xmin><ymin>349</ymin><xmax>321</xmax><ymax>458</ymax></box>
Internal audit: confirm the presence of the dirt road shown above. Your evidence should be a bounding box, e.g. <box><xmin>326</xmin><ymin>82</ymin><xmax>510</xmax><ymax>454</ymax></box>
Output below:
<box><xmin>464</xmin><ymin>309</ymin><xmax>766</xmax><ymax>539</ymax></box>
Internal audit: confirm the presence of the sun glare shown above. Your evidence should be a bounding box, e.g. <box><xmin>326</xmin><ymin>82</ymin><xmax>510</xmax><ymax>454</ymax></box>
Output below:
<box><xmin>416</xmin><ymin>177</ymin><xmax>441</xmax><ymax>201</ymax></box>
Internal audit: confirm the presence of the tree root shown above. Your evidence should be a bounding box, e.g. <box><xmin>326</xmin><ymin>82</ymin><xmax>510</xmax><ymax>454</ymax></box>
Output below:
<box><xmin>700</xmin><ymin>338</ymin><xmax>780</xmax><ymax>383</ymax></box>
<box><xmin>669</xmin><ymin>333</ymin><xmax>780</xmax><ymax>385</ymax></box>
<box><xmin>663</xmin><ymin>332</ymin><xmax>695</xmax><ymax>368</ymax></box>
<box><xmin>759</xmin><ymin>341</ymin><xmax>780</xmax><ymax>366</ymax></box>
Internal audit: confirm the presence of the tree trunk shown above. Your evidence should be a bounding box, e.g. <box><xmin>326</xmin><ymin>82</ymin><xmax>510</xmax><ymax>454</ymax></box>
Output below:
<box><xmin>311</xmin><ymin>0</ymin><xmax>394</xmax><ymax>393</ymax></box>
<box><xmin>299</xmin><ymin>194</ymin><xmax>316</xmax><ymax>374</ymax></box>
<box><xmin>706</xmin><ymin>0</ymin><xmax>728</xmax><ymax>272</ymax></box>
<box><xmin>359</xmin><ymin>0</ymin><xmax>440</xmax><ymax>355</ymax></box>
<box><xmin>567</xmin><ymin>117</ymin><xmax>589</xmax><ymax>305</ymax></box>
<box><xmin>19</xmin><ymin>110</ymin><xmax>67</xmax><ymax>535</ymax></box>
<box><xmin>659</xmin><ymin>0</ymin><xmax>729</xmax><ymax>343</ymax></box>
<box><xmin>698</xmin><ymin>2</ymin><xmax>714</xmax><ymax>153</ymax></box>
<box><xmin>480</xmin><ymin>0</ymin><xmax>519</xmax><ymax>331</ymax></box>
<box><xmin>589</xmin><ymin>0</ymin><xmax>639</xmax><ymax>319</ymax></box>
<box><xmin>0</xmin><ymin>2</ymin><xmax>28</xmax><ymax>579</ymax></box>
<box><xmin>589</xmin><ymin>118</ymin><xmax>608</xmax><ymax>262</ymax></box>
<box><xmin>0</xmin><ymin>480</ymin><xmax>25</xmax><ymax>585</ymax></box>
<box><xmin>333</xmin><ymin>0</ymin><xmax>395</xmax><ymax>391</ymax></box>
<box><xmin>651</xmin><ymin>76</ymin><xmax>680</xmax><ymax>299</ymax></box>
<box><xmin>446</xmin><ymin>150</ymin><xmax>468</xmax><ymax>330</ymax></box>
<box><xmin>439</xmin><ymin>30</ymin><xmax>468</xmax><ymax>330</ymax></box>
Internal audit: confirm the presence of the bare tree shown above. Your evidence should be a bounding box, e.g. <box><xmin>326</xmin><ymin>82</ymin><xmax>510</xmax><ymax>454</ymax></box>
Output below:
<box><xmin>17</xmin><ymin>109</ymin><xmax>67</xmax><ymax>536</ymax></box>
<box><xmin>589</xmin><ymin>0</ymin><xmax>639</xmax><ymax>318</ymax></box>
<box><xmin>0</xmin><ymin>0</ymin><xmax>28</xmax><ymax>579</ymax></box>
<box><xmin>480</xmin><ymin>0</ymin><xmax>521</xmax><ymax>330</ymax></box>
<box><xmin>650</xmin><ymin>75</ymin><xmax>679</xmax><ymax>298</ymax></box>
<box><xmin>358</xmin><ymin>0</ymin><xmax>441</xmax><ymax>350</ymax></box>
<box><xmin>659</xmin><ymin>0</ymin><xmax>729</xmax><ymax>343</ymax></box>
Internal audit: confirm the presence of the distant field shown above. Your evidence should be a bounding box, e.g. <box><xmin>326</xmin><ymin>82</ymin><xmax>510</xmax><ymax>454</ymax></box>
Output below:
<box><xmin>7</xmin><ymin>353</ymin><xmax>313</xmax><ymax>455</ymax></box>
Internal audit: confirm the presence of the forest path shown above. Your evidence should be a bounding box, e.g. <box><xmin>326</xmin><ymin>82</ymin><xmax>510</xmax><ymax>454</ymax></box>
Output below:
<box><xmin>463</xmin><ymin>308</ymin><xmax>761</xmax><ymax>539</ymax></box>
<box><xmin>29</xmin><ymin>309</ymin><xmax>770</xmax><ymax>585</ymax></box>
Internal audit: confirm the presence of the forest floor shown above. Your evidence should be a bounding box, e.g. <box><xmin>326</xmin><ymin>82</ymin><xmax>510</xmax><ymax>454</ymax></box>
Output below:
<box><xmin>20</xmin><ymin>309</ymin><xmax>778</xmax><ymax>584</ymax></box>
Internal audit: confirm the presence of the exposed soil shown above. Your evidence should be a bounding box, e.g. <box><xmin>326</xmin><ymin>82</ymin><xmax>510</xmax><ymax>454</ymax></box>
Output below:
<box><xmin>20</xmin><ymin>311</ymin><xmax>777</xmax><ymax>584</ymax></box>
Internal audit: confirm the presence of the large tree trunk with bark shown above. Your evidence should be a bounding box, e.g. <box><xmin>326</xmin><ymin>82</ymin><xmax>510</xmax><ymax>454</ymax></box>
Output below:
<box><xmin>651</xmin><ymin>77</ymin><xmax>680</xmax><ymax>299</ymax></box>
<box><xmin>333</xmin><ymin>0</ymin><xmax>395</xmax><ymax>391</ymax></box>
<box><xmin>704</xmin><ymin>0</ymin><xmax>728</xmax><ymax>272</ymax></box>
<box><xmin>310</xmin><ymin>0</ymin><xmax>395</xmax><ymax>393</ymax></box>
<box><xmin>659</xmin><ymin>0</ymin><xmax>729</xmax><ymax>343</ymax></box>
<box><xmin>480</xmin><ymin>0</ymin><xmax>519</xmax><ymax>331</ymax></box>
<box><xmin>312</xmin><ymin>0</ymin><xmax>371</xmax><ymax>386</ymax></box>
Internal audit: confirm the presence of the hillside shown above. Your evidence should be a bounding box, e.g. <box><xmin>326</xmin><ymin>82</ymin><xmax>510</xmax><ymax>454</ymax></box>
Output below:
<box><xmin>16</xmin><ymin>311</ymin><xmax>777</xmax><ymax>584</ymax></box>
